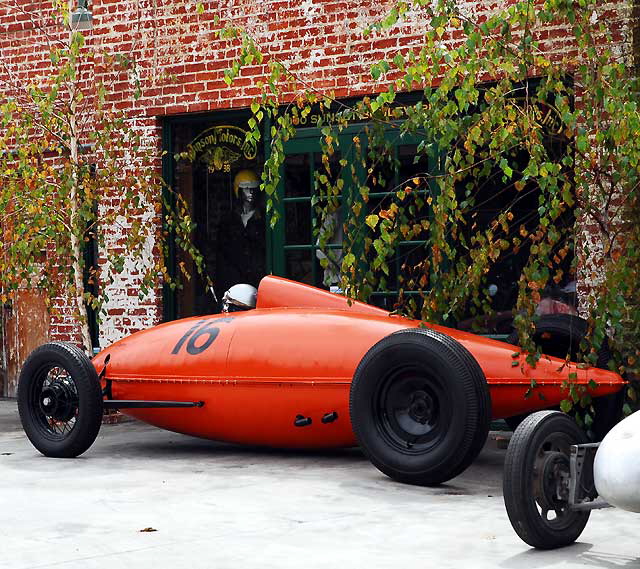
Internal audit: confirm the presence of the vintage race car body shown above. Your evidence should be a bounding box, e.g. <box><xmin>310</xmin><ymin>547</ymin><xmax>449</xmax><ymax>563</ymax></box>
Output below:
<box><xmin>92</xmin><ymin>276</ymin><xmax>624</xmax><ymax>449</ymax></box>
<box><xmin>18</xmin><ymin>275</ymin><xmax>627</xmax><ymax>486</ymax></box>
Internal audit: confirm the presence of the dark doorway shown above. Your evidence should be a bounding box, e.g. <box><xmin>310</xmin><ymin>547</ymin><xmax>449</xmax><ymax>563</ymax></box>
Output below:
<box><xmin>168</xmin><ymin>117</ymin><xmax>266</xmax><ymax>319</ymax></box>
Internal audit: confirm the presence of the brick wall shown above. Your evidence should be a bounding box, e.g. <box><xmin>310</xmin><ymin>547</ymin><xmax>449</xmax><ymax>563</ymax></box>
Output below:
<box><xmin>0</xmin><ymin>0</ymin><xmax>636</xmax><ymax>349</ymax></box>
<box><xmin>97</xmin><ymin>116</ymin><xmax>163</xmax><ymax>347</ymax></box>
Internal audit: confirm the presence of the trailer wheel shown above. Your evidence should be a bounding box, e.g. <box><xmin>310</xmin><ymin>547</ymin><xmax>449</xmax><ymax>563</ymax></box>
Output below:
<box><xmin>18</xmin><ymin>342</ymin><xmax>103</xmax><ymax>458</ymax></box>
<box><xmin>503</xmin><ymin>410</ymin><xmax>590</xmax><ymax>549</ymax></box>
<box><xmin>350</xmin><ymin>328</ymin><xmax>491</xmax><ymax>486</ymax></box>
<box><xmin>505</xmin><ymin>314</ymin><xmax>621</xmax><ymax>438</ymax></box>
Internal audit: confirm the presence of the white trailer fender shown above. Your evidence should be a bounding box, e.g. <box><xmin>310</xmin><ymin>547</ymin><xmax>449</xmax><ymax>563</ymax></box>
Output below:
<box><xmin>594</xmin><ymin>410</ymin><xmax>640</xmax><ymax>513</ymax></box>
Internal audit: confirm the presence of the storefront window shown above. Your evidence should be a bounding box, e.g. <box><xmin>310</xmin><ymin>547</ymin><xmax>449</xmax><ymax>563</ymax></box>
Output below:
<box><xmin>163</xmin><ymin>94</ymin><xmax>573</xmax><ymax>327</ymax></box>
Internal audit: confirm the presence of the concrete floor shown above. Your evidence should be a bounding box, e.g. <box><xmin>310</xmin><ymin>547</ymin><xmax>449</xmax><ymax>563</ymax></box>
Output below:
<box><xmin>0</xmin><ymin>399</ymin><xmax>638</xmax><ymax>569</ymax></box>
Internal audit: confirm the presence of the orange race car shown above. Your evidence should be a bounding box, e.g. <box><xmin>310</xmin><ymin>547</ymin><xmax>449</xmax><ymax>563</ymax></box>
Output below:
<box><xmin>17</xmin><ymin>276</ymin><xmax>626</xmax><ymax>486</ymax></box>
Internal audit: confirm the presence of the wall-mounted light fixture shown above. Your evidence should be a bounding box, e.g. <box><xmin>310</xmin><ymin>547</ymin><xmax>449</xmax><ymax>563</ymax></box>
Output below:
<box><xmin>71</xmin><ymin>0</ymin><xmax>93</xmax><ymax>31</ymax></box>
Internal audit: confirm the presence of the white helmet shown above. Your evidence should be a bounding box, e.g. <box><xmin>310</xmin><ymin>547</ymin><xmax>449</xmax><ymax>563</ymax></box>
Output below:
<box><xmin>221</xmin><ymin>284</ymin><xmax>258</xmax><ymax>313</ymax></box>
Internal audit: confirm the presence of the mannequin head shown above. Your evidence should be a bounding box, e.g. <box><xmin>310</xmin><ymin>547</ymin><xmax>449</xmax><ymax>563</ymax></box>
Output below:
<box><xmin>241</xmin><ymin>186</ymin><xmax>258</xmax><ymax>210</ymax></box>
<box><xmin>233</xmin><ymin>169</ymin><xmax>260</xmax><ymax>213</ymax></box>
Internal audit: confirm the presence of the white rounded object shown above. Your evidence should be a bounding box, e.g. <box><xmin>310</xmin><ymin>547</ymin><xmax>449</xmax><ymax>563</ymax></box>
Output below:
<box><xmin>221</xmin><ymin>283</ymin><xmax>258</xmax><ymax>312</ymax></box>
<box><xmin>594</xmin><ymin>410</ymin><xmax>640</xmax><ymax>512</ymax></box>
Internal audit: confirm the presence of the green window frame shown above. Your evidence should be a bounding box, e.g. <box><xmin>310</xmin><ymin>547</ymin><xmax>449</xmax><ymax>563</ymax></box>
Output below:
<box><xmin>267</xmin><ymin>123</ymin><xmax>440</xmax><ymax>308</ymax></box>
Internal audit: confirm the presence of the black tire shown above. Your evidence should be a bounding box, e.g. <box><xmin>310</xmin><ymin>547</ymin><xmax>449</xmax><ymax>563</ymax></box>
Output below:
<box><xmin>504</xmin><ymin>410</ymin><xmax>591</xmax><ymax>549</ymax></box>
<box><xmin>18</xmin><ymin>342</ymin><xmax>103</xmax><ymax>458</ymax></box>
<box><xmin>505</xmin><ymin>314</ymin><xmax>621</xmax><ymax>439</ymax></box>
<box><xmin>506</xmin><ymin>314</ymin><xmax>607</xmax><ymax>365</ymax></box>
<box><xmin>350</xmin><ymin>328</ymin><xmax>491</xmax><ymax>486</ymax></box>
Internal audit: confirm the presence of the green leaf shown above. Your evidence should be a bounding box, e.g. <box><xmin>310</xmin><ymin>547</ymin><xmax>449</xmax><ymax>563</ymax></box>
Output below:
<box><xmin>365</xmin><ymin>214</ymin><xmax>379</xmax><ymax>229</ymax></box>
<box><xmin>560</xmin><ymin>399</ymin><xmax>573</xmax><ymax>413</ymax></box>
<box><xmin>576</xmin><ymin>136</ymin><xmax>588</xmax><ymax>153</ymax></box>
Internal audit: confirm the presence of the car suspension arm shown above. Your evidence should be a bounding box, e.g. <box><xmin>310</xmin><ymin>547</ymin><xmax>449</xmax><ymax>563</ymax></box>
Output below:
<box><xmin>103</xmin><ymin>400</ymin><xmax>205</xmax><ymax>409</ymax></box>
<box><xmin>568</xmin><ymin>443</ymin><xmax>612</xmax><ymax>511</ymax></box>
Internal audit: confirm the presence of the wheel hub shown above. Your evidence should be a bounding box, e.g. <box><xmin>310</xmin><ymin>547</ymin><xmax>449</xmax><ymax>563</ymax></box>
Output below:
<box><xmin>389</xmin><ymin>384</ymin><xmax>441</xmax><ymax>438</ymax></box>
<box><xmin>536</xmin><ymin>451</ymin><xmax>571</xmax><ymax>511</ymax></box>
<box><xmin>376</xmin><ymin>368</ymin><xmax>450</xmax><ymax>453</ymax></box>
<box><xmin>408</xmin><ymin>390</ymin><xmax>435</xmax><ymax>424</ymax></box>
<box><xmin>40</xmin><ymin>381</ymin><xmax>77</xmax><ymax>422</ymax></box>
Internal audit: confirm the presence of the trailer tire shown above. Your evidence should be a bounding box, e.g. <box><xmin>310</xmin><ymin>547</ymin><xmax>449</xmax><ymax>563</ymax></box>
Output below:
<box><xmin>503</xmin><ymin>410</ymin><xmax>590</xmax><ymax>549</ymax></box>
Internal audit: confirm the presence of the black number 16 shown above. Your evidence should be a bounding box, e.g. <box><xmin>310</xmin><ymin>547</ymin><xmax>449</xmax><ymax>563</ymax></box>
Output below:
<box><xmin>171</xmin><ymin>318</ymin><xmax>232</xmax><ymax>356</ymax></box>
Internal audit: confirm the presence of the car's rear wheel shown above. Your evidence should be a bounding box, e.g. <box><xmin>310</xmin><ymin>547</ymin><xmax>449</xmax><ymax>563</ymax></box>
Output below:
<box><xmin>18</xmin><ymin>342</ymin><xmax>103</xmax><ymax>458</ymax></box>
<box><xmin>503</xmin><ymin>410</ymin><xmax>590</xmax><ymax>549</ymax></box>
<box><xmin>350</xmin><ymin>328</ymin><xmax>491</xmax><ymax>486</ymax></box>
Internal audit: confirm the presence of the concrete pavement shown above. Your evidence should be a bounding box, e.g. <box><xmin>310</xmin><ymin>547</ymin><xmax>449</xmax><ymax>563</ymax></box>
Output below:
<box><xmin>0</xmin><ymin>398</ymin><xmax>22</xmax><ymax>433</ymax></box>
<box><xmin>0</xmin><ymin>398</ymin><xmax>638</xmax><ymax>569</ymax></box>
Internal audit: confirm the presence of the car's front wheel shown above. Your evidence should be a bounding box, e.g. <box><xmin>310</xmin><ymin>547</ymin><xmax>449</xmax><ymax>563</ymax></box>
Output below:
<box><xmin>18</xmin><ymin>342</ymin><xmax>103</xmax><ymax>458</ymax></box>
